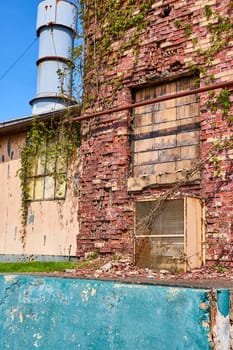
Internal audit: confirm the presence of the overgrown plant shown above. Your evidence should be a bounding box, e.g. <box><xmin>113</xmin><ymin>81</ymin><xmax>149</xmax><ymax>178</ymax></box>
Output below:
<box><xmin>71</xmin><ymin>0</ymin><xmax>85</xmax><ymax>105</ymax></box>
<box><xmin>17</xmin><ymin>116</ymin><xmax>80</xmax><ymax>246</ymax></box>
<box><xmin>83</xmin><ymin>0</ymin><xmax>154</xmax><ymax>108</ymax></box>
<box><xmin>55</xmin><ymin>0</ymin><xmax>85</xmax><ymax>105</ymax></box>
<box><xmin>16</xmin><ymin>1</ymin><xmax>84</xmax><ymax>247</ymax></box>
<box><xmin>136</xmin><ymin>0</ymin><xmax>233</xmax><ymax>266</ymax></box>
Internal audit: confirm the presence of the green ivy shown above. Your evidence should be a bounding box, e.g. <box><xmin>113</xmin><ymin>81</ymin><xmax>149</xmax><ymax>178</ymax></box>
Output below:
<box><xmin>17</xmin><ymin>116</ymin><xmax>80</xmax><ymax>246</ymax></box>
<box><xmin>204</xmin><ymin>5</ymin><xmax>212</xmax><ymax>20</ymax></box>
<box><xmin>83</xmin><ymin>0</ymin><xmax>153</xmax><ymax>107</ymax></box>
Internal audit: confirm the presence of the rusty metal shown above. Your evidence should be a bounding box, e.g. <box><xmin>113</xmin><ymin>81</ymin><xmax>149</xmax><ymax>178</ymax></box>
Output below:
<box><xmin>72</xmin><ymin>79</ymin><xmax>233</xmax><ymax>122</ymax></box>
<box><xmin>36</xmin><ymin>56</ymin><xmax>73</xmax><ymax>66</ymax></box>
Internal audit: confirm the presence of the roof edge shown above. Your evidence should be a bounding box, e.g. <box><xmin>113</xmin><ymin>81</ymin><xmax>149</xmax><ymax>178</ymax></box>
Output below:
<box><xmin>0</xmin><ymin>104</ymin><xmax>81</xmax><ymax>136</ymax></box>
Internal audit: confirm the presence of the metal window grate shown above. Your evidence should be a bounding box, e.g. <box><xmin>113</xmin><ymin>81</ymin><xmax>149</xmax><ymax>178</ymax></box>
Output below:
<box><xmin>135</xmin><ymin>199</ymin><xmax>185</xmax><ymax>270</ymax></box>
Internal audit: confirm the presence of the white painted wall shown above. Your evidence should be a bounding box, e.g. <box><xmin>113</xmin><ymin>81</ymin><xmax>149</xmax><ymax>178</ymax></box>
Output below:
<box><xmin>0</xmin><ymin>132</ymin><xmax>79</xmax><ymax>258</ymax></box>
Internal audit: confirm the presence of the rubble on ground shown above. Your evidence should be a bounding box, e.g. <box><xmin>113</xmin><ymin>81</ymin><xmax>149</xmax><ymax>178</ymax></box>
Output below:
<box><xmin>63</xmin><ymin>256</ymin><xmax>233</xmax><ymax>282</ymax></box>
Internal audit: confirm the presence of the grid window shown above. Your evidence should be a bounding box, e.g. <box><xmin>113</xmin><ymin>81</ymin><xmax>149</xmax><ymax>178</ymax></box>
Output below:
<box><xmin>27</xmin><ymin>141</ymin><xmax>67</xmax><ymax>201</ymax></box>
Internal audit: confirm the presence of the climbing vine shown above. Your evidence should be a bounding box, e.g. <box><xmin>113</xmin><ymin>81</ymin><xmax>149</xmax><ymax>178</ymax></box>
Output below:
<box><xmin>83</xmin><ymin>0</ymin><xmax>154</xmax><ymax>109</ymax></box>
<box><xmin>135</xmin><ymin>0</ymin><xmax>233</xmax><ymax>267</ymax></box>
<box><xmin>17</xmin><ymin>0</ymin><xmax>233</xmax><ymax>261</ymax></box>
<box><xmin>77</xmin><ymin>0</ymin><xmax>233</xmax><ymax>265</ymax></box>
<box><xmin>197</xmin><ymin>2</ymin><xmax>233</xmax><ymax>179</ymax></box>
<box><xmin>18</xmin><ymin>115</ymin><xmax>80</xmax><ymax>246</ymax></box>
<box><xmin>16</xmin><ymin>0</ymin><xmax>85</xmax><ymax>246</ymax></box>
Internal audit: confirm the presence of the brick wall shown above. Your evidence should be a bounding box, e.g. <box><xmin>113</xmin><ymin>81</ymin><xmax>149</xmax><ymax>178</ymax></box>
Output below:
<box><xmin>200</xmin><ymin>90</ymin><xmax>233</xmax><ymax>264</ymax></box>
<box><xmin>77</xmin><ymin>106</ymin><xmax>134</xmax><ymax>257</ymax></box>
<box><xmin>77</xmin><ymin>0</ymin><xmax>233</xmax><ymax>265</ymax></box>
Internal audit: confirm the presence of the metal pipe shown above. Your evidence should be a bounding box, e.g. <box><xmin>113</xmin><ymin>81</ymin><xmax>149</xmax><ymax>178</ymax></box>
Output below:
<box><xmin>72</xmin><ymin>79</ymin><xmax>233</xmax><ymax>122</ymax></box>
<box><xmin>30</xmin><ymin>0</ymin><xmax>77</xmax><ymax>115</ymax></box>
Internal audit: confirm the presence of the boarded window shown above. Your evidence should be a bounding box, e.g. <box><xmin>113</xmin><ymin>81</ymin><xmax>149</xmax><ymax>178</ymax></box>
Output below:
<box><xmin>27</xmin><ymin>141</ymin><xmax>68</xmax><ymax>201</ymax></box>
<box><xmin>135</xmin><ymin>197</ymin><xmax>204</xmax><ymax>271</ymax></box>
<box><xmin>132</xmin><ymin>77</ymin><xmax>200</xmax><ymax>178</ymax></box>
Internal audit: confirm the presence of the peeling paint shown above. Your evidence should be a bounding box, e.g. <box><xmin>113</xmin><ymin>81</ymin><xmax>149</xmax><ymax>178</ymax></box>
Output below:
<box><xmin>91</xmin><ymin>288</ymin><xmax>96</xmax><ymax>297</ymax></box>
<box><xmin>33</xmin><ymin>333</ymin><xmax>42</xmax><ymax>340</ymax></box>
<box><xmin>113</xmin><ymin>283</ymin><xmax>148</xmax><ymax>289</ymax></box>
<box><xmin>0</xmin><ymin>275</ymin><xmax>230</xmax><ymax>349</ymax></box>
<box><xmin>217</xmin><ymin>290</ymin><xmax>229</xmax><ymax>318</ymax></box>
<box><xmin>81</xmin><ymin>289</ymin><xmax>89</xmax><ymax>302</ymax></box>
<box><xmin>33</xmin><ymin>337</ymin><xmax>42</xmax><ymax>349</ymax></box>
<box><xmin>4</xmin><ymin>275</ymin><xmax>16</xmax><ymax>283</ymax></box>
<box><xmin>167</xmin><ymin>287</ymin><xmax>180</xmax><ymax>301</ymax></box>
<box><xmin>202</xmin><ymin>321</ymin><xmax>209</xmax><ymax>329</ymax></box>
<box><xmin>10</xmin><ymin>307</ymin><xmax>18</xmax><ymax>321</ymax></box>
<box><xmin>19</xmin><ymin>312</ymin><xmax>23</xmax><ymax>323</ymax></box>
<box><xmin>213</xmin><ymin>313</ymin><xmax>230</xmax><ymax>350</ymax></box>
<box><xmin>212</xmin><ymin>290</ymin><xmax>230</xmax><ymax>350</ymax></box>
<box><xmin>51</xmin><ymin>317</ymin><xmax>57</xmax><ymax>326</ymax></box>
<box><xmin>81</xmin><ymin>284</ymin><xmax>91</xmax><ymax>302</ymax></box>
<box><xmin>200</xmin><ymin>302</ymin><xmax>209</xmax><ymax>310</ymax></box>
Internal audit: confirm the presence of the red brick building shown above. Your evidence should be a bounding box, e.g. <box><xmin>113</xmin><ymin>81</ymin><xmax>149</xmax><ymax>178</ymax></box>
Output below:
<box><xmin>75</xmin><ymin>0</ymin><xmax>233</xmax><ymax>270</ymax></box>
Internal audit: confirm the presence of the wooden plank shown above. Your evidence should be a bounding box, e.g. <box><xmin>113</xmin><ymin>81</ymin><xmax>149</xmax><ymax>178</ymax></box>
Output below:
<box><xmin>185</xmin><ymin>197</ymin><xmax>203</xmax><ymax>270</ymax></box>
<box><xmin>158</xmin><ymin>147</ymin><xmax>181</xmax><ymax>163</ymax></box>
<box><xmin>176</xmin><ymin>102</ymin><xmax>199</xmax><ymax>119</ymax></box>
<box><xmin>132</xmin><ymin>77</ymin><xmax>200</xmax><ymax>182</ymax></box>
<box><xmin>134</xmin><ymin>150</ymin><xmax>159</xmax><ymax>166</ymax></box>
<box><xmin>177</xmin><ymin>130</ymin><xmax>200</xmax><ymax>146</ymax></box>
<box><xmin>180</xmin><ymin>145</ymin><xmax>199</xmax><ymax>160</ymax></box>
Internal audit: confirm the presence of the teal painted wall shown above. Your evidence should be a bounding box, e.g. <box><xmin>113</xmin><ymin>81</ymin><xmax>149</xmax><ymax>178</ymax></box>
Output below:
<box><xmin>0</xmin><ymin>275</ymin><xmax>228</xmax><ymax>349</ymax></box>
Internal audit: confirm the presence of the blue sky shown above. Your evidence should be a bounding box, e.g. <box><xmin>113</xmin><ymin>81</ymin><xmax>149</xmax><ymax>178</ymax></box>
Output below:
<box><xmin>0</xmin><ymin>1</ymin><xmax>40</xmax><ymax>122</ymax></box>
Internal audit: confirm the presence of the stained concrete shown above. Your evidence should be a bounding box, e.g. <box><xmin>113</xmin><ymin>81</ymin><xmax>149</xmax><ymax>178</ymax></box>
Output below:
<box><xmin>0</xmin><ymin>274</ymin><xmax>230</xmax><ymax>349</ymax></box>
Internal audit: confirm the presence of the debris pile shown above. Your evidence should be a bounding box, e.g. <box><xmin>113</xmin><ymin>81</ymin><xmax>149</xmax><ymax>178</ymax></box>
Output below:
<box><xmin>63</xmin><ymin>256</ymin><xmax>233</xmax><ymax>283</ymax></box>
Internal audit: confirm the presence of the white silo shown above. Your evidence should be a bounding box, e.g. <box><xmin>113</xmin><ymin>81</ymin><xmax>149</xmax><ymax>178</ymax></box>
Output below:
<box><xmin>30</xmin><ymin>0</ymin><xmax>77</xmax><ymax>115</ymax></box>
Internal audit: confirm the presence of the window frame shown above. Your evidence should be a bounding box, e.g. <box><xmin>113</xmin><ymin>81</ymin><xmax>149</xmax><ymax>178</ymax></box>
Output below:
<box><xmin>27</xmin><ymin>139</ymin><xmax>68</xmax><ymax>202</ymax></box>
<box><xmin>134</xmin><ymin>197</ymin><xmax>204</xmax><ymax>271</ymax></box>
<box><xmin>130</xmin><ymin>76</ymin><xmax>200</xmax><ymax>178</ymax></box>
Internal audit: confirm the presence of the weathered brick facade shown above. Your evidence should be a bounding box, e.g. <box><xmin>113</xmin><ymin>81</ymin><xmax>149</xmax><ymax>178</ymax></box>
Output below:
<box><xmin>77</xmin><ymin>0</ymin><xmax>233</xmax><ymax>266</ymax></box>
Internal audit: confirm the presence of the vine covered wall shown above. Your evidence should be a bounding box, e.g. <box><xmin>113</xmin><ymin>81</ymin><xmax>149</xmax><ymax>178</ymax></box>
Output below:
<box><xmin>77</xmin><ymin>0</ymin><xmax>233</xmax><ymax>265</ymax></box>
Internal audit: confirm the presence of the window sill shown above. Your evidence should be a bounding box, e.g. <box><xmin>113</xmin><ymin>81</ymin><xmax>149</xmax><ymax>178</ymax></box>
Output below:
<box><xmin>127</xmin><ymin>171</ymin><xmax>200</xmax><ymax>192</ymax></box>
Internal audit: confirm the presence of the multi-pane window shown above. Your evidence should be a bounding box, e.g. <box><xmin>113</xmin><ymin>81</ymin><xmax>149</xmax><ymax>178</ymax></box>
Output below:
<box><xmin>28</xmin><ymin>140</ymin><xmax>67</xmax><ymax>201</ymax></box>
